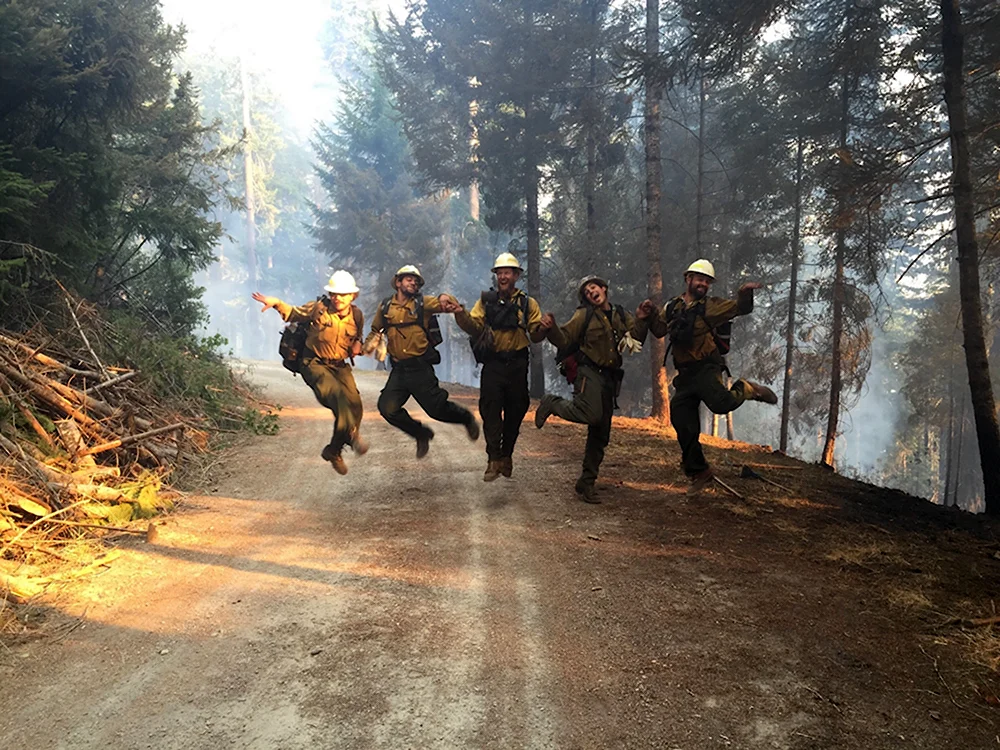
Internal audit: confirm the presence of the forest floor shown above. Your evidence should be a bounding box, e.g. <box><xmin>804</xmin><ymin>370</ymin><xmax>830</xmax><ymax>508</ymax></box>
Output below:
<box><xmin>1</xmin><ymin>360</ymin><xmax>999</xmax><ymax>749</ymax></box>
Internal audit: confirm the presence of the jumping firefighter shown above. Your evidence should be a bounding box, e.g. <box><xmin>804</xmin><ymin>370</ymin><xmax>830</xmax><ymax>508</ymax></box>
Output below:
<box><xmin>534</xmin><ymin>275</ymin><xmax>644</xmax><ymax>504</ymax></box>
<box><xmin>364</xmin><ymin>265</ymin><xmax>480</xmax><ymax>458</ymax></box>
<box><xmin>637</xmin><ymin>259</ymin><xmax>778</xmax><ymax>496</ymax></box>
<box><xmin>252</xmin><ymin>271</ymin><xmax>368</xmax><ymax>475</ymax></box>
<box><xmin>453</xmin><ymin>253</ymin><xmax>546</xmax><ymax>482</ymax></box>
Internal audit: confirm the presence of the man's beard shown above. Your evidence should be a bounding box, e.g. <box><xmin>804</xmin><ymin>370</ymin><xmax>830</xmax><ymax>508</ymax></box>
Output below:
<box><xmin>688</xmin><ymin>285</ymin><xmax>707</xmax><ymax>300</ymax></box>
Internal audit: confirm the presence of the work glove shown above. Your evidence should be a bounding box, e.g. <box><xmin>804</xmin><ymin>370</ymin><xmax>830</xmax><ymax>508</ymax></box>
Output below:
<box><xmin>619</xmin><ymin>331</ymin><xmax>643</xmax><ymax>355</ymax></box>
<box><xmin>362</xmin><ymin>331</ymin><xmax>387</xmax><ymax>361</ymax></box>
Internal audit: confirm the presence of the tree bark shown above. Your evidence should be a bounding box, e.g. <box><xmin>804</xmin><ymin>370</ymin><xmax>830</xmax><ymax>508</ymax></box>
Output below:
<box><xmin>584</xmin><ymin>0</ymin><xmax>598</xmax><ymax>244</ymax></box>
<box><xmin>943</xmin><ymin>360</ymin><xmax>955</xmax><ymax>506</ymax></box>
<box><xmin>469</xmin><ymin>95</ymin><xmax>480</xmax><ymax>222</ymax></box>
<box><xmin>780</xmin><ymin>135</ymin><xmax>804</xmax><ymax>453</ymax></box>
<box><xmin>952</xmin><ymin>395</ymin><xmax>967</xmax><ymax>507</ymax></box>
<box><xmin>696</xmin><ymin>73</ymin><xmax>706</xmax><ymax>257</ymax></box>
<box><xmin>821</xmin><ymin>75</ymin><xmax>850</xmax><ymax>469</ymax></box>
<box><xmin>241</xmin><ymin>56</ymin><xmax>258</xmax><ymax>289</ymax></box>
<box><xmin>524</xmin><ymin>84</ymin><xmax>544</xmax><ymax>396</ymax></box>
<box><xmin>941</xmin><ymin>0</ymin><xmax>1000</xmax><ymax>514</ymax></box>
<box><xmin>645</xmin><ymin>0</ymin><xmax>669</xmax><ymax>422</ymax></box>
<box><xmin>241</xmin><ymin>55</ymin><xmax>263</xmax><ymax>357</ymax></box>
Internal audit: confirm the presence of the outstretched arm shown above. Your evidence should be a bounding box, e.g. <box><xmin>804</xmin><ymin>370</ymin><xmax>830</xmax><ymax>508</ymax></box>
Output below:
<box><xmin>545</xmin><ymin>308</ymin><xmax>586</xmax><ymax>350</ymax></box>
<box><xmin>528</xmin><ymin>299</ymin><xmax>547</xmax><ymax>343</ymax></box>
<box><xmin>252</xmin><ymin>292</ymin><xmax>314</xmax><ymax>322</ymax></box>
<box><xmin>704</xmin><ymin>282</ymin><xmax>760</xmax><ymax>327</ymax></box>
<box><xmin>454</xmin><ymin>298</ymin><xmax>485</xmax><ymax>336</ymax></box>
<box><xmin>252</xmin><ymin>291</ymin><xmax>279</xmax><ymax>312</ymax></box>
<box><xmin>636</xmin><ymin>298</ymin><xmax>670</xmax><ymax>338</ymax></box>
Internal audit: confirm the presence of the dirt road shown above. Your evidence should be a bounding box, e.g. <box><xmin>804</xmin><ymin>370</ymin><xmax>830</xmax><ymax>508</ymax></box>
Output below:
<box><xmin>1</xmin><ymin>360</ymin><xmax>997</xmax><ymax>749</ymax></box>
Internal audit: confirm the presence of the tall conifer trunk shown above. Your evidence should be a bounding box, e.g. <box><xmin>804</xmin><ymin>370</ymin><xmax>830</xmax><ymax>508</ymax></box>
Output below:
<box><xmin>584</xmin><ymin>0</ymin><xmax>598</xmax><ymax>244</ymax></box>
<box><xmin>240</xmin><ymin>55</ymin><xmax>262</xmax><ymax>357</ymax></box>
<box><xmin>522</xmin><ymin>2</ymin><xmax>544</xmax><ymax>398</ymax></box>
<box><xmin>822</xmin><ymin>75</ymin><xmax>850</xmax><ymax>468</ymax></box>
<box><xmin>780</xmin><ymin>135</ymin><xmax>804</xmax><ymax>453</ymax></box>
<box><xmin>941</xmin><ymin>0</ymin><xmax>1000</xmax><ymax>514</ymax></box>
<box><xmin>645</xmin><ymin>0</ymin><xmax>669</xmax><ymax>421</ymax></box>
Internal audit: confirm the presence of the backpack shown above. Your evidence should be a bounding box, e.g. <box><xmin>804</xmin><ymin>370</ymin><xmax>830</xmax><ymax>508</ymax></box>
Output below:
<box><xmin>469</xmin><ymin>290</ymin><xmax>529</xmax><ymax>364</ymax></box>
<box><xmin>380</xmin><ymin>295</ymin><xmax>443</xmax><ymax>365</ymax></box>
<box><xmin>555</xmin><ymin>304</ymin><xmax>625</xmax><ymax>383</ymax></box>
<box><xmin>279</xmin><ymin>299</ymin><xmax>362</xmax><ymax>374</ymax></box>
<box><xmin>662</xmin><ymin>297</ymin><xmax>732</xmax><ymax>364</ymax></box>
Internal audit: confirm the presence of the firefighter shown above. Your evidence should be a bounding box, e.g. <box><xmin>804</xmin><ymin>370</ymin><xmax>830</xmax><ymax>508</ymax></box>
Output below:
<box><xmin>364</xmin><ymin>265</ymin><xmax>479</xmax><ymax>458</ymax></box>
<box><xmin>637</xmin><ymin>259</ymin><xmax>777</xmax><ymax>496</ymax></box>
<box><xmin>252</xmin><ymin>271</ymin><xmax>366</xmax><ymax>475</ymax></box>
<box><xmin>453</xmin><ymin>253</ymin><xmax>546</xmax><ymax>481</ymax></box>
<box><xmin>534</xmin><ymin>275</ymin><xmax>643</xmax><ymax>504</ymax></box>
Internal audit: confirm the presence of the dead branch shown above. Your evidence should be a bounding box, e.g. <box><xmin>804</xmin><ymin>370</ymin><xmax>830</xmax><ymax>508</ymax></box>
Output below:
<box><xmin>84</xmin><ymin>370</ymin><xmax>137</xmax><ymax>394</ymax></box>
<box><xmin>0</xmin><ymin>333</ymin><xmax>103</xmax><ymax>379</ymax></box>
<box><xmin>57</xmin><ymin>282</ymin><xmax>110</xmax><ymax>381</ymax></box>
<box><xmin>78</xmin><ymin>423</ymin><xmax>184</xmax><ymax>457</ymax></box>
<box><xmin>39</xmin><ymin>518</ymin><xmax>146</xmax><ymax>535</ymax></box>
<box><xmin>0</xmin><ymin>355</ymin><xmax>110</xmax><ymax>440</ymax></box>
<box><xmin>713</xmin><ymin>475</ymin><xmax>745</xmax><ymax>499</ymax></box>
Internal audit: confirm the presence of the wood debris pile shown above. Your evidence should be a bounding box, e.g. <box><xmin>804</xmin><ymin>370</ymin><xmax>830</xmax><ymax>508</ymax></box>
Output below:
<box><xmin>0</xmin><ymin>306</ymin><xmax>220</xmax><ymax>595</ymax></box>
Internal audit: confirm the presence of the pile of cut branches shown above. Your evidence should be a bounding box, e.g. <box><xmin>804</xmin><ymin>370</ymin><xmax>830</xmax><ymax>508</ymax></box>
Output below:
<box><xmin>0</xmin><ymin>296</ymin><xmax>246</xmax><ymax>602</ymax></box>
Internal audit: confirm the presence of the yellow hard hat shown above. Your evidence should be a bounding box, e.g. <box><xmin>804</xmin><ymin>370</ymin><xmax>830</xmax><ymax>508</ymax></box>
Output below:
<box><xmin>491</xmin><ymin>252</ymin><xmax>522</xmax><ymax>273</ymax></box>
<box><xmin>392</xmin><ymin>264</ymin><xmax>424</xmax><ymax>288</ymax></box>
<box><xmin>685</xmin><ymin>259</ymin><xmax>716</xmax><ymax>279</ymax></box>
<box><xmin>324</xmin><ymin>270</ymin><xmax>359</xmax><ymax>294</ymax></box>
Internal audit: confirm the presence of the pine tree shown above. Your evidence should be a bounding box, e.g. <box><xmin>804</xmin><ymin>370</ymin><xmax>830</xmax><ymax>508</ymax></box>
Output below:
<box><xmin>378</xmin><ymin>0</ymin><xmax>595</xmax><ymax>396</ymax></box>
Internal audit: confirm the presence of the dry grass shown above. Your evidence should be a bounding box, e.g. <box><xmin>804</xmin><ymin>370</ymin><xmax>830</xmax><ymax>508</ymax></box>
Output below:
<box><xmin>724</xmin><ymin>502</ymin><xmax>758</xmax><ymax>518</ymax></box>
<box><xmin>886</xmin><ymin>586</ymin><xmax>934</xmax><ymax>611</ymax></box>
<box><xmin>0</xmin><ymin>598</ymin><xmax>21</xmax><ymax>638</ymax></box>
<box><xmin>961</xmin><ymin>627</ymin><xmax>1000</xmax><ymax>674</ymax></box>
<box><xmin>825</xmin><ymin>539</ymin><xmax>912</xmax><ymax>569</ymax></box>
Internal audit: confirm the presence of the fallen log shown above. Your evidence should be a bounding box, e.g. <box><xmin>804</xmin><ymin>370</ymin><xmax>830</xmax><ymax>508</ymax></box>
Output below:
<box><xmin>78</xmin><ymin>423</ymin><xmax>184</xmax><ymax>457</ymax></box>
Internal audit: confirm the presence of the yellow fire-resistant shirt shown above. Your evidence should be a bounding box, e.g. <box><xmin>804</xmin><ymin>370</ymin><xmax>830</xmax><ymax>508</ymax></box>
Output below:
<box><xmin>646</xmin><ymin>289</ymin><xmax>753</xmax><ymax>366</ymax></box>
<box><xmin>547</xmin><ymin>304</ymin><xmax>640</xmax><ymax>370</ymax></box>
<box><xmin>275</xmin><ymin>299</ymin><xmax>362</xmax><ymax>362</ymax></box>
<box><xmin>454</xmin><ymin>289</ymin><xmax>544</xmax><ymax>352</ymax></box>
<box><xmin>369</xmin><ymin>294</ymin><xmax>446</xmax><ymax>362</ymax></box>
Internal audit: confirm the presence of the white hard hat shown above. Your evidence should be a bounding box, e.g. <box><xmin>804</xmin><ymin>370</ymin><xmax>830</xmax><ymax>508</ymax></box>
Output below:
<box><xmin>578</xmin><ymin>274</ymin><xmax>609</xmax><ymax>303</ymax></box>
<box><xmin>491</xmin><ymin>252</ymin><xmax>522</xmax><ymax>272</ymax></box>
<box><xmin>685</xmin><ymin>259</ymin><xmax>716</xmax><ymax>279</ymax></box>
<box><xmin>324</xmin><ymin>270</ymin><xmax>359</xmax><ymax>294</ymax></box>
<box><xmin>392</xmin><ymin>264</ymin><xmax>424</xmax><ymax>288</ymax></box>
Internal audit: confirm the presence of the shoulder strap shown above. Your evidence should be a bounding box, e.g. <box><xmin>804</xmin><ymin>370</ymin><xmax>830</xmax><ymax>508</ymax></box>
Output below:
<box><xmin>351</xmin><ymin>305</ymin><xmax>363</xmax><ymax>341</ymax></box>
<box><xmin>664</xmin><ymin>297</ymin><xmax>684</xmax><ymax>322</ymax></box>
<box><xmin>414</xmin><ymin>294</ymin><xmax>426</xmax><ymax>332</ymax></box>
<box><xmin>519</xmin><ymin>294</ymin><xmax>529</xmax><ymax>332</ymax></box>
<box><xmin>381</xmin><ymin>295</ymin><xmax>428</xmax><ymax>332</ymax></box>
